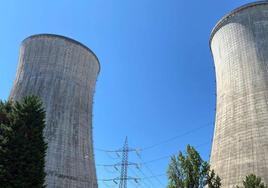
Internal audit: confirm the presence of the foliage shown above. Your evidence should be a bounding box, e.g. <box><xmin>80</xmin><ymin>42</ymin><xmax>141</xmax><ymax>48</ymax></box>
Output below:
<box><xmin>167</xmin><ymin>145</ymin><xmax>221</xmax><ymax>188</ymax></box>
<box><xmin>0</xmin><ymin>101</ymin><xmax>13</xmax><ymax>186</ymax></box>
<box><xmin>237</xmin><ymin>174</ymin><xmax>267</xmax><ymax>188</ymax></box>
<box><xmin>205</xmin><ymin>168</ymin><xmax>221</xmax><ymax>188</ymax></box>
<box><xmin>0</xmin><ymin>96</ymin><xmax>47</xmax><ymax>188</ymax></box>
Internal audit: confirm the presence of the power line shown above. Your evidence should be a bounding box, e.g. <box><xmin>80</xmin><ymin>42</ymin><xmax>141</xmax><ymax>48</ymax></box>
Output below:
<box><xmin>139</xmin><ymin>140</ymin><xmax>211</xmax><ymax>166</ymax></box>
<box><xmin>95</xmin><ymin>121</ymin><xmax>212</xmax><ymax>153</ymax></box>
<box><xmin>140</xmin><ymin>122</ymin><xmax>212</xmax><ymax>151</ymax></box>
<box><xmin>136</xmin><ymin>167</ymin><xmax>157</xmax><ymax>187</ymax></box>
<box><xmin>130</xmin><ymin>180</ymin><xmax>144</xmax><ymax>188</ymax></box>
<box><xmin>105</xmin><ymin>151</ymin><xmax>121</xmax><ymax>159</ymax></box>
<box><xmin>96</xmin><ymin>131</ymin><xmax>212</xmax><ymax>187</ymax></box>
<box><xmin>99</xmin><ymin>137</ymin><xmax>140</xmax><ymax>188</ymax></box>
<box><xmin>97</xmin><ymin>137</ymin><xmax>166</xmax><ymax>188</ymax></box>
<box><xmin>142</xmin><ymin>173</ymin><xmax>166</xmax><ymax>179</ymax></box>
<box><xmin>137</xmin><ymin>154</ymin><xmax>165</xmax><ymax>187</ymax></box>
<box><xmin>129</xmin><ymin>167</ymin><xmax>151</xmax><ymax>188</ymax></box>
<box><xmin>103</xmin><ymin>165</ymin><xmax>118</xmax><ymax>174</ymax></box>
<box><xmin>96</xmin><ymin>140</ymin><xmax>211</xmax><ymax>167</ymax></box>
<box><xmin>95</xmin><ymin>146</ymin><xmax>138</xmax><ymax>153</ymax></box>
<box><xmin>98</xmin><ymin>173</ymin><xmax>166</xmax><ymax>182</ymax></box>
<box><xmin>102</xmin><ymin>180</ymin><xmax>118</xmax><ymax>188</ymax></box>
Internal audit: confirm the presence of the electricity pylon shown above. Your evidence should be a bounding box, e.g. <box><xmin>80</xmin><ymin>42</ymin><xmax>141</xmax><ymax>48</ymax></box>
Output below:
<box><xmin>119</xmin><ymin>137</ymin><xmax>128</xmax><ymax>188</ymax></box>
<box><xmin>100</xmin><ymin>137</ymin><xmax>140</xmax><ymax>187</ymax></box>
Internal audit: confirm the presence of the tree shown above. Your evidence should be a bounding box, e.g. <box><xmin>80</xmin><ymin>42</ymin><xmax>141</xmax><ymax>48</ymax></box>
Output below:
<box><xmin>167</xmin><ymin>145</ymin><xmax>221</xmax><ymax>188</ymax></box>
<box><xmin>0</xmin><ymin>101</ymin><xmax>14</xmax><ymax>187</ymax></box>
<box><xmin>0</xmin><ymin>96</ymin><xmax>47</xmax><ymax>188</ymax></box>
<box><xmin>205</xmin><ymin>168</ymin><xmax>221</xmax><ymax>188</ymax></box>
<box><xmin>237</xmin><ymin>174</ymin><xmax>267</xmax><ymax>188</ymax></box>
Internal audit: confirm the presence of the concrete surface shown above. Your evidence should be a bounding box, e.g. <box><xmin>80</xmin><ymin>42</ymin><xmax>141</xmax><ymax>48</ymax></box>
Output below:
<box><xmin>210</xmin><ymin>1</ymin><xmax>268</xmax><ymax>187</ymax></box>
<box><xmin>9</xmin><ymin>34</ymin><xmax>99</xmax><ymax>188</ymax></box>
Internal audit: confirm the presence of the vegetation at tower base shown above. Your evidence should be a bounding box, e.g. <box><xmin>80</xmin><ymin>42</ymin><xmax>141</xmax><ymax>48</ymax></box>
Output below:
<box><xmin>167</xmin><ymin>145</ymin><xmax>221</xmax><ymax>188</ymax></box>
<box><xmin>0</xmin><ymin>96</ymin><xmax>47</xmax><ymax>188</ymax></box>
<box><xmin>0</xmin><ymin>101</ymin><xmax>13</xmax><ymax>185</ymax></box>
<box><xmin>236</xmin><ymin>174</ymin><xmax>268</xmax><ymax>188</ymax></box>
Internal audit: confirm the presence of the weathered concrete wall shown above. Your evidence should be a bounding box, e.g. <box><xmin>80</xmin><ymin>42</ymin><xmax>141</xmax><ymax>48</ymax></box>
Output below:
<box><xmin>210</xmin><ymin>1</ymin><xmax>268</xmax><ymax>187</ymax></box>
<box><xmin>9</xmin><ymin>34</ymin><xmax>100</xmax><ymax>188</ymax></box>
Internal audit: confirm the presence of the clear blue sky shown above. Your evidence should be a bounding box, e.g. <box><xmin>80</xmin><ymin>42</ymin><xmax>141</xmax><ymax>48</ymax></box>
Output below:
<box><xmin>0</xmin><ymin>0</ymin><xmax>255</xmax><ymax>187</ymax></box>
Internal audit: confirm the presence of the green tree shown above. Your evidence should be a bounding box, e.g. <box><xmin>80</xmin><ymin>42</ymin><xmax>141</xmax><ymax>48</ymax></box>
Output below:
<box><xmin>237</xmin><ymin>174</ymin><xmax>267</xmax><ymax>188</ymax></box>
<box><xmin>205</xmin><ymin>168</ymin><xmax>221</xmax><ymax>188</ymax></box>
<box><xmin>0</xmin><ymin>96</ymin><xmax>47</xmax><ymax>188</ymax></box>
<box><xmin>167</xmin><ymin>145</ymin><xmax>221</xmax><ymax>188</ymax></box>
<box><xmin>0</xmin><ymin>101</ymin><xmax>14</xmax><ymax>187</ymax></box>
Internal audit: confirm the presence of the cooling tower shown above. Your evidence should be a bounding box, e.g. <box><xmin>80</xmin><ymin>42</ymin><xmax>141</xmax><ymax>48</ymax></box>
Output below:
<box><xmin>9</xmin><ymin>34</ymin><xmax>100</xmax><ymax>188</ymax></box>
<box><xmin>210</xmin><ymin>1</ymin><xmax>268</xmax><ymax>187</ymax></box>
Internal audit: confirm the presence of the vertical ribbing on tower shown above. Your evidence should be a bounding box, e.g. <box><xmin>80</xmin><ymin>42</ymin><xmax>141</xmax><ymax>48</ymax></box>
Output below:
<box><xmin>9</xmin><ymin>34</ymin><xmax>100</xmax><ymax>188</ymax></box>
<box><xmin>210</xmin><ymin>1</ymin><xmax>268</xmax><ymax>187</ymax></box>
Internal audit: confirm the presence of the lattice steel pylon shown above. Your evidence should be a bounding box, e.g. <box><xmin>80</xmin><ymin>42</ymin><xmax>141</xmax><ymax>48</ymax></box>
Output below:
<box><xmin>99</xmin><ymin>137</ymin><xmax>139</xmax><ymax>187</ymax></box>
<box><xmin>119</xmin><ymin>137</ymin><xmax>128</xmax><ymax>188</ymax></box>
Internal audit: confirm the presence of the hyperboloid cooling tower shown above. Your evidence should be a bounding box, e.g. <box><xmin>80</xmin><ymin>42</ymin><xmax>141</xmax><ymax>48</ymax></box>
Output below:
<box><xmin>9</xmin><ymin>34</ymin><xmax>100</xmax><ymax>188</ymax></box>
<box><xmin>210</xmin><ymin>1</ymin><xmax>268</xmax><ymax>187</ymax></box>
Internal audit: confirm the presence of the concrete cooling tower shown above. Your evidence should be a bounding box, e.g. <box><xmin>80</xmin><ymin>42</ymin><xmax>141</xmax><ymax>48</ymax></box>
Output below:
<box><xmin>9</xmin><ymin>34</ymin><xmax>100</xmax><ymax>188</ymax></box>
<box><xmin>210</xmin><ymin>1</ymin><xmax>268</xmax><ymax>187</ymax></box>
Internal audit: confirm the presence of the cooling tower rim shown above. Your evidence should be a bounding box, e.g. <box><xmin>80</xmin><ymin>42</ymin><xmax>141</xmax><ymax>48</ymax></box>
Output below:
<box><xmin>22</xmin><ymin>34</ymin><xmax>100</xmax><ymax>74</ymax></box>
<box><xmin>209</xmin><ymin>1</ymin><xmax>268</xmax><ymax>48</ymax></box>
